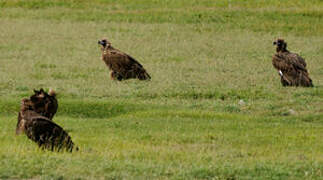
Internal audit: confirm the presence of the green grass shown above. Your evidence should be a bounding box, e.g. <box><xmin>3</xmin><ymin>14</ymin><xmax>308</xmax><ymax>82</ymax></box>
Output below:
<box><xmin>0</xmin><ymin>0</ymin><xmax>322</xmax><ymax>179</ymax></box>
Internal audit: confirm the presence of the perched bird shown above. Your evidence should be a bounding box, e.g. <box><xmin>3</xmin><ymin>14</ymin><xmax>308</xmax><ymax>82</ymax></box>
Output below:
<box><xmin>16</xmin><ymin>98</ymin><xmax>77</xmax><ymax>152</ymax></box>
<box><xmin>29</xmin><ymin>88</ymin><xmax>58</xmax><ymax>120</ymax></box>
<box><xmin>272</xmin><ymin>39</ymin><xmax>313</xmax><ymax>87</ymax></box>
<box><xmin>98</xmin><ymin>38</ymin><xmax>151</xmax><ymax>81</ymax></box>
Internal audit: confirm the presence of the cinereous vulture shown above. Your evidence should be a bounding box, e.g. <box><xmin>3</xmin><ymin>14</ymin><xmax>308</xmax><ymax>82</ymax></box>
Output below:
<box><xmin>98</xmin><ymin>38</ymin><xmax>151</xmax><ymax>81</ymax></box>
<box><xmin>16</xmin><ymin>89</ymin><xmax>58</xmax><ymax>135</ymax></box>
<box><xmin>16</xmin><ymin>97</ymin><xmax>77</xmax><ymax>152</ymax></box>
<box><xmin>272</xmin><ymin>39</ymin><xmax>313</xmax><ymax>87</ymax></box>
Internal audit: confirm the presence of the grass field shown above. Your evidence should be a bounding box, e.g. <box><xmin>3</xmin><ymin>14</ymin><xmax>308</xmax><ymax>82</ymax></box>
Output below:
<box><xmin>0</xmin><ymin>0</ymin><xmax>322</xmax><ymax>179</ymax></box>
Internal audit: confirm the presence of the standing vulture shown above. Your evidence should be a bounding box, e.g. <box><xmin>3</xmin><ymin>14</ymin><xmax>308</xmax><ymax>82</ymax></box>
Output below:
<box><xmin>98</xmin><ymin>38</ymin><xmax>151</xmax><ymax>81</ymax></box>
<box><xmin>272</xmin><ymin>39</ymin><xmax>313</xmax><ymax>87</ymax></box>
<box><xmin>17</xmin><ymin>98</ymin><xmax>77</xmax><ymax>152</ymax></box>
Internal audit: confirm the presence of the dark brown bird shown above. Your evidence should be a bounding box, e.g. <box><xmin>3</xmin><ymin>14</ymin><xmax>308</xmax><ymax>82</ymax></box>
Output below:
<box><xmin>272</xmin><ymin>39</ymin><xmax>313</xmax><ymax>87</ymax></box>
<box><xmin>98</xmin><ymin>38</ymin><xmax>151</xmax><ymax>81</ymax></box>
<box><xmin>17</xmin><ymin>98</ymin><xmax>77</xmax><ymax>152</ymax></box>
<box><xmin>16</xmin><ymin>88</ymin><xmax>58</xmax><ymax>135</ymax></box>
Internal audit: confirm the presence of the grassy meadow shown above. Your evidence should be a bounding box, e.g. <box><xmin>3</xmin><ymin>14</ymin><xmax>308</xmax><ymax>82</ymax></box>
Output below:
<box><xmin>0</xmin><ymin>0</ymin><xmax>323</xmax><ymax>179</ymax></box>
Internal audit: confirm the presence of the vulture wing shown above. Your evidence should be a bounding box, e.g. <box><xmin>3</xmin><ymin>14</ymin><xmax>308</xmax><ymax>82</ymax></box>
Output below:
<box><xmin>272</xmin><ymin>52</ymin><xmax>293</xmax><ymax>72</ymax></box>
<box><xmin>24</xmin><ymin>115</ymin><xmax>77</xmax><ymax>152</ymax></box>
<box><xmin>273</xmin><ymin>52</ymin><xmax>313</xmax><ymax>87</ymax></box>
<box><xmin>16</xmin><ymin>109</ymin><xmax>44</xmax><ymax>135</ymax></box>
<box><xmin>289</xmin><ymin>53</ymin><xmax>307</xmax><ymax>70</ymax></box>
<box><xmin>272</xmin><ymin>52</ymin><xmax>307</xmax><ymax>73</ymax></box>
<box><xmin>104</xmin><ymin>48</ymin><xmax>151</xmax><ymax>80</ymax></box>
<box><xmin>107</xmin><ymin>49</ymin><xmax>142</xmax><ymax>69</ymax></box>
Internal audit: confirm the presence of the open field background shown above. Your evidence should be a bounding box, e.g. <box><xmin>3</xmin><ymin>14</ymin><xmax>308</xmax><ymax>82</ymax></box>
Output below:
<box><xmin>0</xmin><ymin>0</ymin><xmax>322</xmax><ymax>179</ymax></box>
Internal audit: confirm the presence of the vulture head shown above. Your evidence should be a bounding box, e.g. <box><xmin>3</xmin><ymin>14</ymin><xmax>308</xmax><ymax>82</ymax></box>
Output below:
<box><xmin>273</xmin><ymin>39</ymin><xmax>287</xmax><ymax>52</ymax></box>
<box><xmin>29</xmin><ymin>88</ymin><xmax>58</xmax><ymax>118</ymax></box>
<box><xmin>30</xmin><ymin>88</ymin><xmax>48</xmax><ymax>104</ymax></box>
<box><xmin>98</xmin><ymin>39</ymin><xmax>112</xmax><ymax>50</ymax></box>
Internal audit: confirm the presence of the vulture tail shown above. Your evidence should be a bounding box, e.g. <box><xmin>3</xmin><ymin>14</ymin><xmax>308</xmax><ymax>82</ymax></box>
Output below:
<box><xmin>137</xmin><ymin>69</ymin><xmax>151</xmax><ymax>80</ymax></box>
<box><xmin>299</xmin><ymin>73</ymin><xmax>314</xmax><ymax>87</ymax></box>
<box><xmin>48</xmin><ymin>129</ymin><xmax>78</xmax><ymax>152</ymax></box>
<box><xmin>27</xmin><ymin>118</ymin><xmax>78</xmax><ymax>152</ymax></box>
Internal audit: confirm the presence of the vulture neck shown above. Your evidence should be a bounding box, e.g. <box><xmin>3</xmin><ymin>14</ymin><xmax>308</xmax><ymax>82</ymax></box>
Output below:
<box><xmin>276</xmin><ymin>47</ymin><xmax>288</xmax><ymax>53</ymax></box>
<box><xmin>102</xmin><ymin>46</ymin><xmax>114</xmax><ymax>55</ymax></box>
<box><xmin>20</xmin><ymin>102</ymin><xmax>35</xmax><ymax>114</ymax></box>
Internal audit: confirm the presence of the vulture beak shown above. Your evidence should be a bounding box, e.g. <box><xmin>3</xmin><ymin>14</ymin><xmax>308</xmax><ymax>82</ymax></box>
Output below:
<box><xmin>273</xmin><ymin>41</ymin><xmax>277</xmax><ymax>45</ymax></box>
<box><xmin>98</xmin><ymin>40</ymin><xmax>106</xmax><ymax>47</ymax></box>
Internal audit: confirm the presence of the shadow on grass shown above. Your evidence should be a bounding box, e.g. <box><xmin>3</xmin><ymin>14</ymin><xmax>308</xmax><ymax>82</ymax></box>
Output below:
<box><xmin>0</xmin><ymin>99</ymin><xmax>159</xmax><ymax>119</ymax></box>
<box><xmin>58</xmin><ymin>100</ymin><xmax>152</xmax><ymax>118</ymax></box>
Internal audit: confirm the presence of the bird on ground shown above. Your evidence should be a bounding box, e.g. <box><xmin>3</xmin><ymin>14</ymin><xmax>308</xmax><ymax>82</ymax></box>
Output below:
<box><xmin>272</xmin><ymin>39</ymin><xmax>313</xmax><ymax>87</ymax></box>
<box><xmin>16</xmin><ymin>98</ymin><xmax>77</xmax><ymax>152</ymax></box>
<box><xmin>98</xmin><ymin>38</ymin><xmax>151</xmax><ymax>81</ymax></box>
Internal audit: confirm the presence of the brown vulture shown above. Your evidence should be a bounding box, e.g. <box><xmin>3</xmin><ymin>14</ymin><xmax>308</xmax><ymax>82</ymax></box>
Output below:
<box><xmin>16</xmin><ymin>98</ymin><xmax>78</xmax><ymax>152</ymax></box>
<box><xmin>272</xmin><ymin>39</ymin><xmax>313</xmax><ymax>87</ymax></box>
<box><xmin>98</xmin><ymin>38</ymin><xmax>151</xmax><ymax>81</ymax></box>
<box><xmin>16</xmin><ymin>88</ymin><xmax>58</xmax><ymax>135</ymax></box>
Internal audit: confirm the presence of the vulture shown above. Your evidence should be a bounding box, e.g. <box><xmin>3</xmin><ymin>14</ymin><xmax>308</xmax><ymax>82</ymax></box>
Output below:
<box><xmin>98</xmin><ymin>38</ymin><xmax>151</xmax><ymax>81</ymax></box>
<box><xmin>16</xmin><ymin>95</ymin><xmax>77</xmax><ymax>152</ymax></box>
<box><xmin>16</xmin><ymin>88</ymin><xmax>58</xmax><ymax>134</ymax></box>
<box><xmin>272</xmin><ymin>39</ymin><xmax>313</xmax><ymax>87</ymax></box>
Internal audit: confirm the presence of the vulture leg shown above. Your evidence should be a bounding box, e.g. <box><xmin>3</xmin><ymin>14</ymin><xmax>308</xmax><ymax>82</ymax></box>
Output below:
<box><xmin>278</xmin><ymin>71</ymin><xmax>291</xmax><ymax>86</ymax></box>
<box><xmin>280</xmin><ymin>77</ymin><xmax>290</xmax><ymax>86</ymax></box>
<box><xmin>110</xmin><ymin>71</ymin><xmax>123</xmax><ymax>81</ymax></box>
